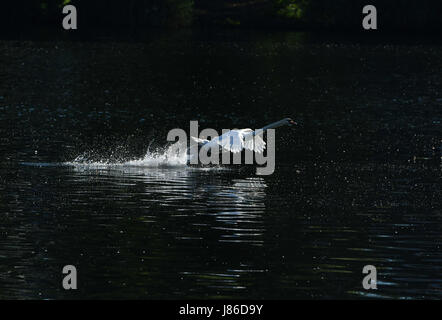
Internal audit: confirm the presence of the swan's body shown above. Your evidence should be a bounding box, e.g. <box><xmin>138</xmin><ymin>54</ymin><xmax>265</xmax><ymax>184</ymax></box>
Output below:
<box><xmin>189</xmin><ymin>118</ymin><xmax>296</xmax><ymax>156</ymax></box>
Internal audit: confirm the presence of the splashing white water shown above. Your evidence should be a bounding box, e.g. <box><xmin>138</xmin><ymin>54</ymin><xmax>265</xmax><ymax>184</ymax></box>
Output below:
<box><xmin>68</xmin><ymin>143</ymin><xmax>189</xmax><ymax>168</ymax></box>
<box><xmin>125</xmin><ymin>143</ymin><xmax>188</xmax><ymax>167</ymax></box>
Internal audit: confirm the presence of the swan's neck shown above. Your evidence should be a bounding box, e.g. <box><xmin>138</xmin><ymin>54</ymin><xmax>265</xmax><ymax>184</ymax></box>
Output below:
<box><xmin>253</xmin><ymin>119</ymin><xmax>287</xmax><ymax>136</ymax></box>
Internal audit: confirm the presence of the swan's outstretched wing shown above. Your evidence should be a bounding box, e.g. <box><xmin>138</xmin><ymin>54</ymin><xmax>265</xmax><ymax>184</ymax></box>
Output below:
<box><xmin>244</xmin><ymin>134</ymin><xmax>266</xmax><ymax>153</ymax></box>
<box><xmin>212</xmin><ymin>130</ymin><xmax>244</xmax><ymax>153</ymax></box>
<box><xmin>199</xmin><ymin>129</ymin><xmax>266</xmax><ymax>154</ymax></box>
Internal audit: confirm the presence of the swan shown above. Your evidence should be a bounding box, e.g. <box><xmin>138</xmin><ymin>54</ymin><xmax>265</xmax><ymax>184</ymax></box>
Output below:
<box><xmin>190</xmin><ymin>118</ymin><xmax>297</xmax><ymax>155</ymax></box>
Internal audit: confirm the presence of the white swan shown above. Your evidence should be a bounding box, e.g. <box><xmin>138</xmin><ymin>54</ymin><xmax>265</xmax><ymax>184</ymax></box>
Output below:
<box><xmin>191</xmin><ymin>118</ymin><xmax>297</xmax><ymax>154</ymax></box>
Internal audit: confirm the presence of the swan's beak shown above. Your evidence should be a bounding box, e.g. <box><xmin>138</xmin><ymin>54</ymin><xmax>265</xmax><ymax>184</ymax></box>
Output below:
<box><xmin>289</xmin><ymin>120</ymin><xmax>297</xmax><ymax>126</ymax></box>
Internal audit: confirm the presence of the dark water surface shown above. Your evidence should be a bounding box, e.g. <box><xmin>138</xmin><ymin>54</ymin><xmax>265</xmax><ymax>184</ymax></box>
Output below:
<box><xmin>0</xmin><ymin>31</ymin><xmax>441</xmax><ymax>299</ymax></box>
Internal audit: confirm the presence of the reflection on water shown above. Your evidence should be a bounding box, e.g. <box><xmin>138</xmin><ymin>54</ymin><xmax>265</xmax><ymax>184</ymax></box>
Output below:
<box><xmin>0</xmin><ymin>32</ymin><xmax>441</xmax><ymax>299</ymax></box>
<box><xmin>1</xmin><ymin>163</ymin><xmax>273</xmax><ymax>299</ymax></box>
<box><xmin>1</xmin><ymin>161</ymin><xmax>440</xmax><ymax>299</ymax></box>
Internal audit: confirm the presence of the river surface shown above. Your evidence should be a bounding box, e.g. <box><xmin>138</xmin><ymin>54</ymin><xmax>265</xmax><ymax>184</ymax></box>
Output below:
<box><xmin>0</xmin><ymin>30</ymin><xmax>441</xmax><ymax>299</ymax></box>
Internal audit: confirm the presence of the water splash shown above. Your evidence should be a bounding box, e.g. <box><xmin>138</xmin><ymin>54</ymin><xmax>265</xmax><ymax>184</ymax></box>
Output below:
<box><xmin>68</xmin><ymin>142</ymin><xmax>188</xmax><ymax>168</ymax></box>
<box><xmin>21</xmin><ymin>142</ymin><xmax>230</xmax><ymax>172</ymax></box>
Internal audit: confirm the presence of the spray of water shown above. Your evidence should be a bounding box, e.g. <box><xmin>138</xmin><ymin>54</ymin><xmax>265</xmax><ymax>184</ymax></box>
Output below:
<box><xmin>68</xmin><ymin>142</ymin><xmax>188</xmax><ymax>168</ymax></box>
<box><xmin>21</xmin><ymin>142</ymin><xmax>229</xmax><ymax>172</ymax></box>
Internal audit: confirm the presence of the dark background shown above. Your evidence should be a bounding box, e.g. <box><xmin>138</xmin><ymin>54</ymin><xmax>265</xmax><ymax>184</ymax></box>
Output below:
<box><xmin>1</xmin><ymin>0</ymin><xmax>442</xmax><ymax>32</ymax></box>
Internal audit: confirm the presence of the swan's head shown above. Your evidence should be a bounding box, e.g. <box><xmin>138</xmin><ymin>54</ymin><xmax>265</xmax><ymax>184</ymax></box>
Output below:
<box><xmin>285</xmin><ymin>118</ymin><xmax>297</xmax><ymax>127</ymax></box>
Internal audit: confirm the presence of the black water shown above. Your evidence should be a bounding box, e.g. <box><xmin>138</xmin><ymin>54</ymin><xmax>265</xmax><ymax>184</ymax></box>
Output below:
<box><xmin>0</xmin><ymin>31</ymin><xmax>441</xmax><ymax>299</ymax></box>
